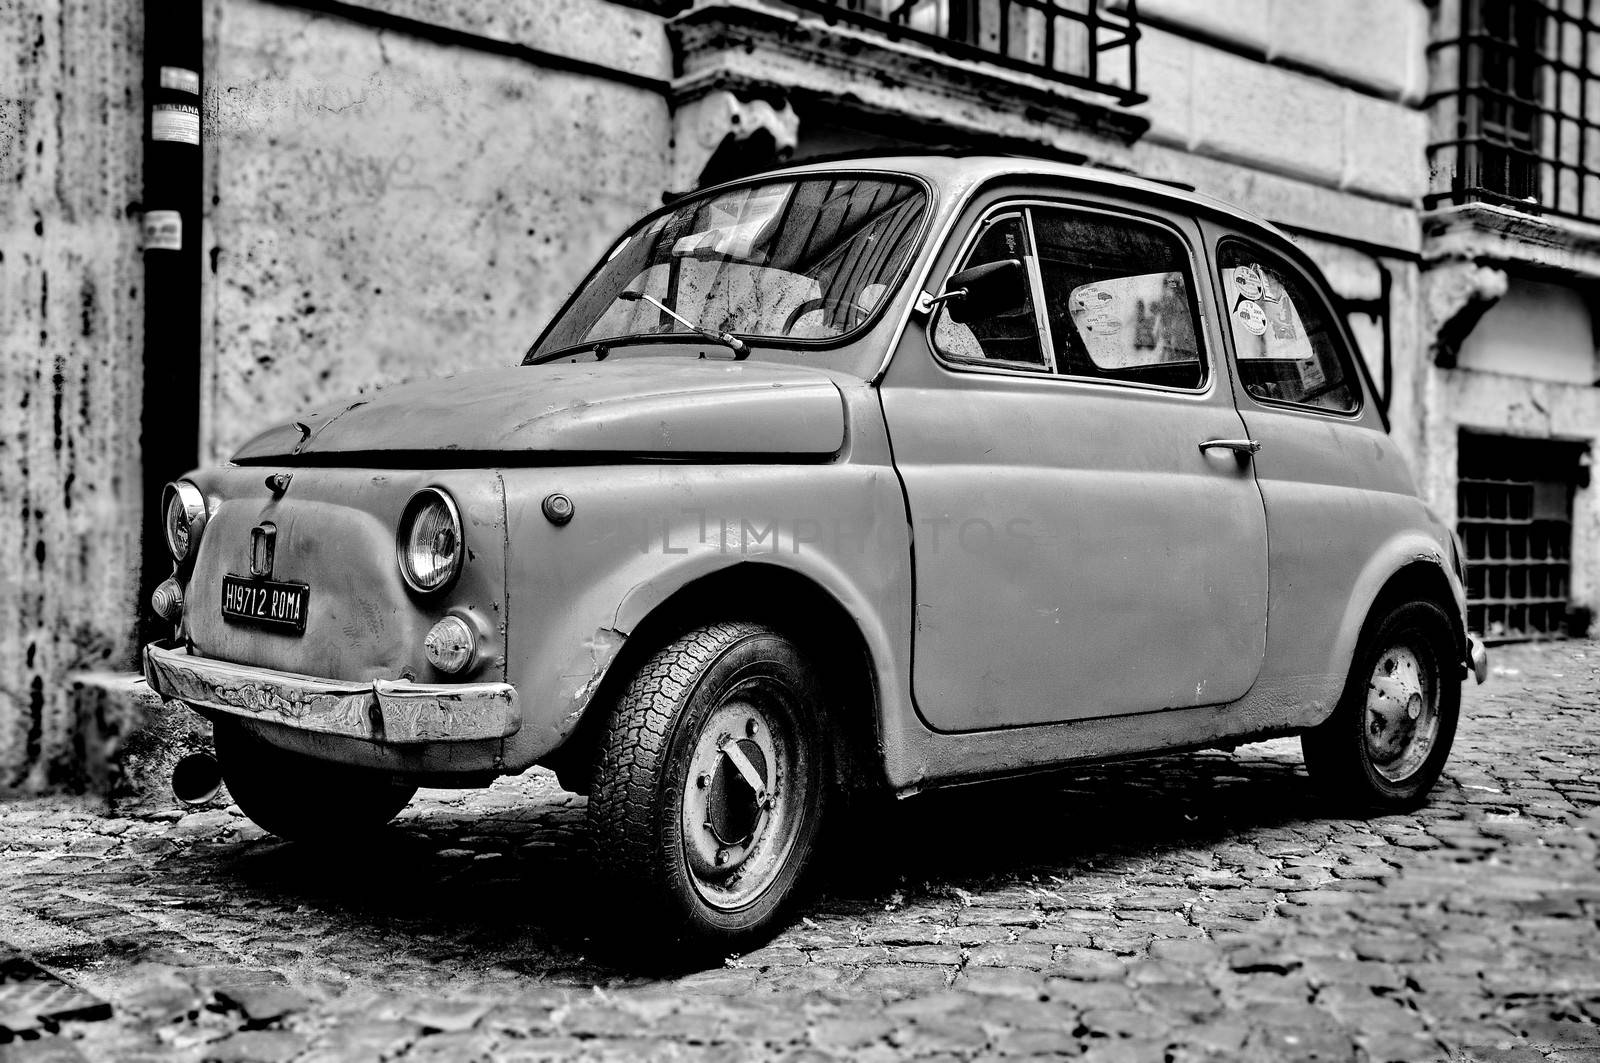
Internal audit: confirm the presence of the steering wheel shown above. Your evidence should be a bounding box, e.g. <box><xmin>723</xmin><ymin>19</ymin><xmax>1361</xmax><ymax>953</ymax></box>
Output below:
<box><xmin>782</xmin><ymin>296</ymin><xmax>867</xmax><ymax>336</ymax></box>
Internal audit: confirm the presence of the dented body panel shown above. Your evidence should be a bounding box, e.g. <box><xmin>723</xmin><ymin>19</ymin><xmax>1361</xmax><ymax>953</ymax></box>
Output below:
<box><xmin>142</xmin><ymin>156</ymin><xmax>1477</xmax><ymax>796</ymax></box>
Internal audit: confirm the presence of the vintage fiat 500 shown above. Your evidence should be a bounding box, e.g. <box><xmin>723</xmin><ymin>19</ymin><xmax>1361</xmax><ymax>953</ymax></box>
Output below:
<box><xmin>145</xmin><ymin>156</ymin><xmax>1489</xmax><ymax>947</ymax></box>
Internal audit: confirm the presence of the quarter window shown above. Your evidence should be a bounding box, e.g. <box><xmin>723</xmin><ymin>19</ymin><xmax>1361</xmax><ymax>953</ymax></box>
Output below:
<box><xmin>931</xmin><ymin>213</ymin><xmax>1046</xmax><ymax>369</ymax></box>
<box><xmin>1218</xmin><ymin>242</ymin><xmax>1358</xmax><ymax>414</ymax></box>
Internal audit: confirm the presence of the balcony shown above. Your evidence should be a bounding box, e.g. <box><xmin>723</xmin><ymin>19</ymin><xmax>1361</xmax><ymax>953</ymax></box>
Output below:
<box><xmin>668</xmin><ymin>0</ymin><xmax>1149</xmax><ymax>183</ymax></box>
<box><xmin>776</xmin><ymin>0</ymin><xmax>1144</xmax><ymax>104</ymax></box>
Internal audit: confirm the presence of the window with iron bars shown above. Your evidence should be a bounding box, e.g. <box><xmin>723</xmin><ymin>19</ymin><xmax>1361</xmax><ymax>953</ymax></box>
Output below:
<box><xmin>1427</xmin><ymin>0</ymin><xmax>1600</xmax><ymax>222</ymax></box>
<box><xmin>781</xmin><ymin>0</ymin><xmax>1144</xmax><ymax>104</ymax></box>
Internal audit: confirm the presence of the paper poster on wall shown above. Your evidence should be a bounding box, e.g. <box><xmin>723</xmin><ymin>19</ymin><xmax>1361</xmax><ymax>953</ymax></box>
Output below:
<box><xmin>159</xmin><ymin>66</ymin><xmax>200</xmax><ymax>95</ymax></box>
<box><xmin>141</xmin><ymin>211</ymin><xmax>182</xmax><ymax>251</ymax></box>
<box><xmin>152</xmin><ymin>103</ymin><xmax>199</xmax><ymax>145</ymax></box>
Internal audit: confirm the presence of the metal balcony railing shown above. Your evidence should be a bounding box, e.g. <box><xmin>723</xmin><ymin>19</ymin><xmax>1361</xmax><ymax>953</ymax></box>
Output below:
<box><xmin>1427</xmin><ymin>0</ymin><xmax>1600</xmax><ymax>223</ymax></box>
<box><xmin>782</xmin><ymin>0</ymin><xmax>1144</xmax><ymax>105</ymax></box>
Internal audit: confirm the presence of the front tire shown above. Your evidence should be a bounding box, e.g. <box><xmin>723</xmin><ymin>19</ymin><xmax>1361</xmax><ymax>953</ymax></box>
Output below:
<box><xmin>213</xmin><ymin>721</ymin><xmax>417</xmax><ymax>842</ymax></box>
<box><xmin>587</xmin><ymin>622</ymin><xmax>831</xmax><ymax>951</ymax></box>
<box><xmin>1302</xmin><ymin>599</ymin><xmax>1461</xmax><ymax>810</ymax></box>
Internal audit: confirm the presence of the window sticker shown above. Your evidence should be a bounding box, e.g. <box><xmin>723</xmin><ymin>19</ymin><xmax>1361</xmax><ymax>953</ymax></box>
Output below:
<box><xmin>1234</xmin><ymin>300</ymin><xmax>1267</xmax><ymax>336</ymax></box>
<box><xmin>1232</xmin><ymin>266</ymin><xmax>1264</xmax><ymax>301</ymax></box>
<box><xmin>1070</xmin><ymin>284</ymin><xmax>1115</xmax><ymax>318</ymax></box>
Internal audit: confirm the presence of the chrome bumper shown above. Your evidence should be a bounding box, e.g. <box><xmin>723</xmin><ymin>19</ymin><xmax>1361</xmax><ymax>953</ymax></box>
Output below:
<box><xmin>1467</xmin><ymin>633</ymin><xmax>1489</xmax><ymax>685</ymax></box>
<box><xmin>144</xmin><ymin>642</ymin><xmax>520</xmax><ymax>744</ymax></box>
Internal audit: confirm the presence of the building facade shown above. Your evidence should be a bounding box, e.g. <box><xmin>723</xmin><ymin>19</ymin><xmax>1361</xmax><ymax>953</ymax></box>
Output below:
<box><xmin>1</xmin><ymin>0</ymin><xmax>1595</xmax><ymax>789</ymax></box>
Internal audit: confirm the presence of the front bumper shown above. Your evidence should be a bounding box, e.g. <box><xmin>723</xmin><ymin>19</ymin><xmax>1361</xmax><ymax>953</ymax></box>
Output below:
<box><xmin>1467</xmin><ymin>633</ymin><xmax>1490</xmax><ymax>685</ymax></box>
<box><xmin>143</xmin><ymin>642</ymin><xmax>520</xmax><ymax>744</ymax></box>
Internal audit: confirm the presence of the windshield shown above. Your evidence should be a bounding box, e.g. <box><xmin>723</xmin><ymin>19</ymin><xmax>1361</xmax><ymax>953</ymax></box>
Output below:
<box><xmin>528</xmin><ymin>175</ymin><xmax>928</xmax><ymax>361</ymax></box>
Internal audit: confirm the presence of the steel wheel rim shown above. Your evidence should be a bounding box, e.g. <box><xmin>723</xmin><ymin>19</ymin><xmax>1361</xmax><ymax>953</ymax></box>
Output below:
<box><xmin>1364</xmin><ymin>643</ymin><xmax>1439</xmax><ymax>783</ymax></box>
<box><xmin>681</xmin><ymin>680</ymin><xmax>805</xmax><ymax>911</ymax></box>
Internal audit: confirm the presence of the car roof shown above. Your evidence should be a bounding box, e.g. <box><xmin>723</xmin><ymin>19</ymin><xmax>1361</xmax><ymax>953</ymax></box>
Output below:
<box><xmin>743</xmin><ymin>154</ymin><xmax>1292</xmax><ymax>245</ymax></box>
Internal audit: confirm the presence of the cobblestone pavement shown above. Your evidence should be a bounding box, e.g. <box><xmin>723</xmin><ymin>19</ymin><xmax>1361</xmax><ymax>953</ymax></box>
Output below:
<box><xmin>0</xmin><ymin>641</ymin><xmax>1596</xmax><ymax>1063</ymax></box>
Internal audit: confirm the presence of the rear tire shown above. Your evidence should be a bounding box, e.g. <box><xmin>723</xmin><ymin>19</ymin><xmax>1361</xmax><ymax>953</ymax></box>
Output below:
<box><xmin>213</xmin><ymin>720</ymin><xmax>417</xmax><ymax>842</ymax></box>
<box><xmin>1302</xmin><ymin>599</ymin><xmax>1460</xmax><ymax>811</ymax></box>
<box><xmin>587</xmin><ymin>622</ymin><xmax>831</xmax><ymax>952</ymax></box>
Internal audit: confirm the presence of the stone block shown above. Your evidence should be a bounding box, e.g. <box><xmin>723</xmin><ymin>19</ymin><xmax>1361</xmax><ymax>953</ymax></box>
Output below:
<box><xmin>365</xmin><ymin>0</ymin><xmax>672</xmax><ymax>81</ymax></box>
<box><xmin>1269</xmin><ymin>0</ymin><xmax>1426</xmax><ymax>102</ymax></box>
<box><xmin>1342</xmin><ymin>94</ymin><xmax>1428</xmax><ymax>201</ymax></box>
<box><xmin>1137</xmin><ymin>0</ymin><xmax>1272</xmax><ymax>52</ymax></box>
<box><xmin>1132</xmin><ymin>27</ymin><xmax>1196</xmax><ymax>147</ymax></box>
<box><xmin>1189</xmin><ymin>48</ymin><xmax>1345</xmax><ymax>187</ymax></box>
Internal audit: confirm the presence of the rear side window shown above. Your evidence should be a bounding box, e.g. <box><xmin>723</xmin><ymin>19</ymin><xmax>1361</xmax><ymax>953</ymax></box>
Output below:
<box><xmin>1218</xmin><ymin>242</ymin><xmax>1358</xmax><ymax>414</ymax></box>
<box><xmin>1033</xmin><ymin>208</ymin><xmax>1206</xmax><ymax>390</ymax></box>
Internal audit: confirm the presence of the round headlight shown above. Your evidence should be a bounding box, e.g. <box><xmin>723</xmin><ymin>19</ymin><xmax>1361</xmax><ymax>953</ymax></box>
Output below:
<box><xmin>162</xmin><ymin>481</ymin><xmax>208</xmax><ymax>562</ymax></box>
<box><xmin>397</xmin><ymin>488</ymin><xmax>464</xmax><ymax>593</ymax></box>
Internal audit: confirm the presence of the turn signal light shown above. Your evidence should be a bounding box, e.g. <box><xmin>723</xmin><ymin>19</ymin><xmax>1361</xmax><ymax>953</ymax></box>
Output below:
<box><xmin>423</xmin><ymin>615</ymin><xmax>476</xmax><ymax>675</ymax></box>
<box><xmin>151</xmin><ymin>578</ymin><xmax>184</xmax><ymax>621</ymax></box>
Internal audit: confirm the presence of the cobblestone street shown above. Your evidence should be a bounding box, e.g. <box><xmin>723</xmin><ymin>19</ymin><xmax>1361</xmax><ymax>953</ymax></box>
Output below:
<box><xmin>0</xmin><ymin>641</ymin><xmax>1595</xmax><ymax>1062</ymax></box>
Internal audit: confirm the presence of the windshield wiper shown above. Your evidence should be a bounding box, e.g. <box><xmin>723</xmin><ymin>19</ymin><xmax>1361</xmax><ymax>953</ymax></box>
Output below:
<box><xmin>618</xmin><ymin>290</ymin><xmax>749</xmax><ymax>359</ymax></box>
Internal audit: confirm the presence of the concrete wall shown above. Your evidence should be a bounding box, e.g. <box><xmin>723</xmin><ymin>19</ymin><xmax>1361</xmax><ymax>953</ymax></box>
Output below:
<box><xmin>200</xmin><ymin>0</ymin><xmax>674</xmax><ymax>461</ymax></box>
<box><xmin>0</xmin><ymin>0</ymin><xmax>147</xmax><ymax>790</ymax></box>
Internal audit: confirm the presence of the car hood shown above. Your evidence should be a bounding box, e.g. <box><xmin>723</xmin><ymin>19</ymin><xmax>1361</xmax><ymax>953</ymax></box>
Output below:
<box><xmin>230</xmin><ymin>360</ymin><xmax>848</xmax><ymax>463</ymax></box>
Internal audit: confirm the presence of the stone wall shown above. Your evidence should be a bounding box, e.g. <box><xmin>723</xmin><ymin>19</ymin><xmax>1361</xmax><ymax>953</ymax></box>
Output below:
<box><xmin>199</xmin><ymin>0</ymin><xmax>674</xmax><ymax>461</ymax></box>
<box><xmin>0</xmin><ymin>0</ymin><xmax>148</xmax><ymax>790</ymax></box>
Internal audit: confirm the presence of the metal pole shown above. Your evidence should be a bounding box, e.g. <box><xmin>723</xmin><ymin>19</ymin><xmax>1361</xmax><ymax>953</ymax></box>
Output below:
<box><xmin>138</xmin><ymin>0</ymin><xmax>203</xmax><ymax>646</ymax></box>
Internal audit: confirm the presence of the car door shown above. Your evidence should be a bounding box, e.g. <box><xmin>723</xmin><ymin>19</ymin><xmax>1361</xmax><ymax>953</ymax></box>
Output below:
<box><xmin>1204</xmin><ymin>225</ymin><xmax>1412</xmax><ymax>682</ymax></box>
<box><xmin>879</xmin><ymin>190</ymin><xmax>1270</xmax><ymax>733</ymax></box>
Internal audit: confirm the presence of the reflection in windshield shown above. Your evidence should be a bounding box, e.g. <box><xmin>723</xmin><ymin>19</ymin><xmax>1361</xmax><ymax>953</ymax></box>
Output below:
<box><xmin>530</xmin><ymin>176</ymin><xmax>927</xmax><ymax>359</ymax></box>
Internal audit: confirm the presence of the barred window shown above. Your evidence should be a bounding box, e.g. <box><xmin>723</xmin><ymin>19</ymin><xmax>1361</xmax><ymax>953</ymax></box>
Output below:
<box><xmin>1427</xmin><ymin>0</ymin><xmax>1600</xmax><ymax>221</ymax></box>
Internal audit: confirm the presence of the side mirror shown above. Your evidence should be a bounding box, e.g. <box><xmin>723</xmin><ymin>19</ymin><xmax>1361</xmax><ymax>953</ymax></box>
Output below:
<box><xmin>932</xmin><ymin>259</ymin><xmax>1028</xmax><ymax>324</ymax></box>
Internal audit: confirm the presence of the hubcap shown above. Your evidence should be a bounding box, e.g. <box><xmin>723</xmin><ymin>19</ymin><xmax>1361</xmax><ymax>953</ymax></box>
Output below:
<box><xmin>1364</xmin><ymin>644</ymin><xmax>1438</xmax><ymax>782</ymax></box>
<box><xmin>681</xmin><ymin>690</ymin><xmax>803</xmax><ymax>910</ymax></box>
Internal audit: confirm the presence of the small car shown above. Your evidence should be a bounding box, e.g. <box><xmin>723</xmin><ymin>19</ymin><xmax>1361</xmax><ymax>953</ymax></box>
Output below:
<box><xmin>145</xmin><ymin>156</ymin><xmax>1489</xmax><ymax>948</ymax></box>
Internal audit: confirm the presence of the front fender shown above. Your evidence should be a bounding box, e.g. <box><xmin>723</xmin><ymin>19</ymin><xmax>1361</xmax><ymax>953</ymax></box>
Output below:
<box><xmin>497</xmin><ymin>462</ymin><xmax>914</xmax><ymax>772</ymax></box>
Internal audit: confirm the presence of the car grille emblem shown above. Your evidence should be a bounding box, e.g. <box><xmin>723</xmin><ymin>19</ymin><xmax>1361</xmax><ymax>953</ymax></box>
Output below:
<box><xmin>249</xmin><ymin>522</ymin><xmax>277</xmax><ymax>579</ymax></box>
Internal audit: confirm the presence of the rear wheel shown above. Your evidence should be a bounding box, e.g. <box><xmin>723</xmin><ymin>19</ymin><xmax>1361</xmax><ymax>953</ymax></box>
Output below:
<box><xmin>213</xmin><ymin>720</ymin><xmax>417</xmax><ymax>842</ymax></box>
<box><xmin>1302</xmin><ymin>599</ymin><xmax>1461</xmax><ymax>810</ymax></box>
<box><xmin>587</xmin><ymin>622</ymin><xmax>830</xmax><ymax>950</ymax></box>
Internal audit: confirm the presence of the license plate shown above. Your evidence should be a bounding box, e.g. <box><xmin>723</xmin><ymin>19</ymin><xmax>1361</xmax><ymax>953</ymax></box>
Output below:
<box><xmin>220</xmin><ymin>574</ymin><xmax>309</xmax><ymax>635</ymax></box>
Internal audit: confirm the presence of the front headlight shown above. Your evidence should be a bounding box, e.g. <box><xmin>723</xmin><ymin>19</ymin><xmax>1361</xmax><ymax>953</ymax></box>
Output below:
<box><xmin>162</xmin><ymin>481</ymin><xmax>208</xmax><ymax>562</ymax></box>
<box><xmin>397</xmin><ymin>488</ymin><xmax>464</xmax><ymax>594</ymax></box>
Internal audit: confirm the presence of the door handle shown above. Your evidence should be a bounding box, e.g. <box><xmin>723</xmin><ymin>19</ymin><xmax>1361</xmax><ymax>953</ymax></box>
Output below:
<box><xmin>1199</xmin><ymin>438</ymin><xmax>1261</xmax><ymax>455</ymax></box>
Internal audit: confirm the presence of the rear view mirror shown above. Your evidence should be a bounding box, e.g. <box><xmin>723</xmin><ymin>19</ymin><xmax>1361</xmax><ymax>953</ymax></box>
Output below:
<box><xmin>939</xmin><ymin>259</ymin><xmax>1027</xmax><ymax>324</ymax></box>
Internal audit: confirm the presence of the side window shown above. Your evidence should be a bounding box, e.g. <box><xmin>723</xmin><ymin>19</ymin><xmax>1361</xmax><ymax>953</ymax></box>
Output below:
<box><xmin>1218</xmin><ymin>242</ymin><xmax>1358</xmax><ymax>413</ymax></box>
<box><xmin>931</xmin><ymin>213</ymin><xmax>1046</xmax><ymax>369</ymax></box>
<box><xmin>1033</xmin><ymin>208</ymin><xmax>1206</xmax><ymax>390</ymax></box>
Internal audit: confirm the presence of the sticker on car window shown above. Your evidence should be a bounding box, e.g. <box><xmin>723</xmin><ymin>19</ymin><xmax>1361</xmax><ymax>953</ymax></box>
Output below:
<box><xmin>1071</xmin><ymin>285</ymin><xmax>1115</xmax><ymax>317</ymax></box>
<box><xmin>1235</xmin><ymin>300</ymin><xmax>1267</xmax><ymax>336</ymax></box>
<box><xmin>1232</xmin><ymin>266</ymin><xmax>1264</xmax><ymax>301</ymax></box>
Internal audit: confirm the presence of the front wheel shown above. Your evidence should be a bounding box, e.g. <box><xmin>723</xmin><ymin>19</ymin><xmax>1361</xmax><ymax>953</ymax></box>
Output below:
<box><xmin>1302</xmin><ymin>599</ymin><xmax>1461</xmax><ymax>810</ymax></box>
<box><xmin>587</xmin><ymin>622</ymin><xmax>831</xmax><ymax>950</ymax></box>
<box><xmin>213</xmin><ymin>721</ymin><xmax>417</xmax><ymax>842</ymax></box>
